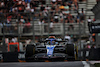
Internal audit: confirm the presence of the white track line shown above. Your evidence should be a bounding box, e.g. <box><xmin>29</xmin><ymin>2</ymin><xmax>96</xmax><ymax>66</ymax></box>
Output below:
<box><xmin>82</xmin><ymin>61</ymin><xmax>90</xmax><ymax>67</ymax></box>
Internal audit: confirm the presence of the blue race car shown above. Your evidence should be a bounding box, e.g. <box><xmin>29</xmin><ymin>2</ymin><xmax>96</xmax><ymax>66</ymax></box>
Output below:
<box><xmin>25</xmin><ymin>36</ymin><xmax>75</xmax><ymax>61</ymax></box>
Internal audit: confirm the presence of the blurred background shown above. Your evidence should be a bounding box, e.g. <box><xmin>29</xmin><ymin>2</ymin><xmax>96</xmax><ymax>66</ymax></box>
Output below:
<box><xmin>0</xmin><ymin>0</ymin><xmax>100</xmax><ymax>61</ymax></box>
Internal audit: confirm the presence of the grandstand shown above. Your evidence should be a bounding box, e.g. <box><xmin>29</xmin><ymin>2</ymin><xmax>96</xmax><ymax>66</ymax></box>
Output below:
<box><xmin>0</xmin><ymin>0</ymin><xmax>97</xmax><ymax>50</ymax></box>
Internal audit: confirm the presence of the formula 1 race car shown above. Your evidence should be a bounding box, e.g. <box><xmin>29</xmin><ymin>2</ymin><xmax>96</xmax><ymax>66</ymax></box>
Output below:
<box><xmin>25</xmin><ymin>36</ymin><xmax>75</xmax><ymax>61</ymax></box>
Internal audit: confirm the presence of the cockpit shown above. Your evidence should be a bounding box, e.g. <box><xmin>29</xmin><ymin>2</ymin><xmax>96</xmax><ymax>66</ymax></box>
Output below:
<box><xmin>46</xmin><ymin>36</ymin><xmax>58</xmax><ymax>45</ymax></box>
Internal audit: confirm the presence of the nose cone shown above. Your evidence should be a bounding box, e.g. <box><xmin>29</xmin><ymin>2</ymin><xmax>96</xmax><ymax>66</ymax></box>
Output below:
<box><xmin>46</xmin><ymin>45</ymin><xmax>55</xmax><ymax>56</ymax></box>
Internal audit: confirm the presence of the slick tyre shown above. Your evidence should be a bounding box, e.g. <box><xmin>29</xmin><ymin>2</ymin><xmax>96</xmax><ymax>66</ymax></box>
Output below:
<box><xmin>25</xmin><ymin>45</ymin><xmax>35</xmax><ymax>61</ymax></box>
<box><xmin>66</xmin><ymin>44</ymin><xmax>75</xmax><ymax>61</ymax></box>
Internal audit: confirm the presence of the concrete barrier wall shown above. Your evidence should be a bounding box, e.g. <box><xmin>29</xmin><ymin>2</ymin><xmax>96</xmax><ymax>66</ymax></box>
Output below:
<box><xmin>89</xmin><ymin>48</ymin><xmax>100</xmax><ymax>60</ymax></box>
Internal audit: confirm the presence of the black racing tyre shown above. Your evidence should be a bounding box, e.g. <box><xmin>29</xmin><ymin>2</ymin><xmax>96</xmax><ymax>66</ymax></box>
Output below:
<box><xmin>66</xmin><ymin>44</ymin><xmax>75</xmax><ymax>60</ymax></box>
<box><xmin>66</xmin><ymin>44</ymin><xmax>74</xmax><ymax>56</ymax></box>
<box><xmin>25</xmin><ymin>45</ymin><xmax>35</xmax><ymax>61</ymax></box>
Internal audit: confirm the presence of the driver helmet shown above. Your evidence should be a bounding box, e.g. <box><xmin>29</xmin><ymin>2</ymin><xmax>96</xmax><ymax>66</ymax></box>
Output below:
<box><xmin>49</xmin><ymin>36</ymin><xmax>56</xmax><ymax>39</ymax></box>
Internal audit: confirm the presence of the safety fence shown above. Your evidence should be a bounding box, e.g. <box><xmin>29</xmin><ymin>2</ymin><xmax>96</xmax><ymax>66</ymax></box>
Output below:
<box><xmin>78</xmin><ymin>48</ymin><xmax>100</xmax><ymax>61</ymax></box>
<box><xmin>0</xmin><ymin>23</ymin><xmax>86</xmax><ymax>36</ymax></box>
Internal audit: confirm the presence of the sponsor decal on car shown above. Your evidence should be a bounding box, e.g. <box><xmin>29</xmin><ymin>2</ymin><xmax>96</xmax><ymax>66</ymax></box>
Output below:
<box><xmin>46</xmin><ymin>45</ymin><xmax>56</xmax><ymax>56</ymax></box>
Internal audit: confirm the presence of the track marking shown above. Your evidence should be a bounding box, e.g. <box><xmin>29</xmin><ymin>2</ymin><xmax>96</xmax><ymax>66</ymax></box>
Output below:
<box><xmin>82</xmin><ymin>61</ymin><xmax>90</xmax><ymax>67</ymax></box>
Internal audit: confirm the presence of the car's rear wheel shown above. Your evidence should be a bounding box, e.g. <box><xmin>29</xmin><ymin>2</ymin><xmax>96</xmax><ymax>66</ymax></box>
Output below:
<box><xmin>65</xmin><ymin>44</ymin><xmax>75</xmax><ymax>61</ymax></box>
<box><xmin>25</xmin><ymin>44</ymin><xmax>35</xmax><ymax>62</ymax></box>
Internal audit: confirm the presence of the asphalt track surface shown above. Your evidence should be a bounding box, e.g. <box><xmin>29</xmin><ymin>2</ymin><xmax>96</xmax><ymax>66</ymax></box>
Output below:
<box><xmin>0</xmin><ymin>61</ymin><xmax>86</xmax><ymax>67</ymax></box>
